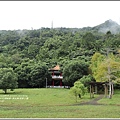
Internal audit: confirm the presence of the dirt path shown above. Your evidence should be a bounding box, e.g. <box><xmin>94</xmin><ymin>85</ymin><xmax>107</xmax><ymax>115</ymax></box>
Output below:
<box><xmin>75</xmin><ymin>94</ymin><xmax>105</xmax><ymax>105</ymax></box>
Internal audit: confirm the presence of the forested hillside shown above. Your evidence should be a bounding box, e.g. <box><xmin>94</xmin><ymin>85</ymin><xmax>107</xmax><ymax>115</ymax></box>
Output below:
<box><xmin>0</xmin><ymin>19</ymin><xmax>120</xmax><ymax>89</ymax></box>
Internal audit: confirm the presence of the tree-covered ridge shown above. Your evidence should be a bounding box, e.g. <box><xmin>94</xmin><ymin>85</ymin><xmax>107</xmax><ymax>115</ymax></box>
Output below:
<box><xmin>0</xmin><ymin>28</ymin><xmax>119</xmax><ymax>63</ymax></box>
<box><xmin>0</xmin><ymin>20</ymin><xmax>120</xmax><ymax>90</ymax></box>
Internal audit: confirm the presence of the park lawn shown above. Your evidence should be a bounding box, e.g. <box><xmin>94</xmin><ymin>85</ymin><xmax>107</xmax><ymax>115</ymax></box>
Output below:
<box><xmin>98</xmin><ymin>90</ymin><xmax>120</xmax><ymax>105</ymax></box>
<box><xmin>0</xmin><ymin>88</ymin><xmax>120</xmax><ymax>118</ymax></box>
<box><xmin>0</xmin><ymin>88</ymin><xmax>91</xmax><ymax>106</ymax></box>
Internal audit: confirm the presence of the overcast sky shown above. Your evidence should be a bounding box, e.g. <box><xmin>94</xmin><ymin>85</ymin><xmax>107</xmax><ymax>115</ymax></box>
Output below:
<box><xmin>0</xmin><ymin>1</ymin><xmax>120</xmax><ymax>30</ymax></box>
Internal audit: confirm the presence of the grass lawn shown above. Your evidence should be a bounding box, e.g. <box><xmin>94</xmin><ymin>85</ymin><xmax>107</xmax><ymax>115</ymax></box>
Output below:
<box><xmin>0</xmin><ymin>88</ymin><xmax>120</xmax><ymax>118</ymax></box>
<box><xmin>98</xmin><ymin>90</ymin><xmax>120</xmax><ymax>105</ymax></box>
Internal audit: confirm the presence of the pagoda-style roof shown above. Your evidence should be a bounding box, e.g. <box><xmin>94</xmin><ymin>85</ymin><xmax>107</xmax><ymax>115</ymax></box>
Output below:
<box><xmin>49</xmin><ymin>65</ymin><xmax>60</xmax><ymax>71</ymax></box>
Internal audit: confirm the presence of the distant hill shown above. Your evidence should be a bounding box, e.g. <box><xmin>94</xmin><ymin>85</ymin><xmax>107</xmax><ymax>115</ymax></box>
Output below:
<box><xmin>81</xmin><ymin>19</ymin><xmax>120</xmax><ymax>34</ymax></box>
<box><xmin>93</xmin><ymin>19</ymin><xmax>120</xmax><ymax>34</ymax></box>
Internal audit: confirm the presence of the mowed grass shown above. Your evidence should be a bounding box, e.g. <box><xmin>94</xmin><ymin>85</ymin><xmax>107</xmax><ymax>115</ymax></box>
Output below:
<box><xmin>98</xmin><ymin>90</ymin><xmax>120</xmax><ymax>105</ymax></box>
<box><xmin>0</xmin><ymin>88</ymin><xmax>120</xmax><ymax>118</ymax></box>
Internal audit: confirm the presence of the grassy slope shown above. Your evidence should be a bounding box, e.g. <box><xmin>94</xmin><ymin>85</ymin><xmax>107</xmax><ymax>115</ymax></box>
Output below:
<box><xmin>0</xmin><ymin>88</ymin><xmax>120</xmax><ymax>118</ymax></box>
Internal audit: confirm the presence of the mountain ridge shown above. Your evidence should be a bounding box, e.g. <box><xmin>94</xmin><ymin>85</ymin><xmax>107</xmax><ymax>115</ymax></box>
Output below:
<box><xmin>81</xmin><ymin>19</ymin><xmax>120</xmax><ymax>34</ymax></box>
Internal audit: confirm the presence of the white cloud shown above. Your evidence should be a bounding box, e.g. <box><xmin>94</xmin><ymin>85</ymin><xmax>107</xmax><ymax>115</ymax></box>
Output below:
<box><xmin>0</xmin><ymin>1</ymin><xmax>120</xmax><ymax>30</ymax></box>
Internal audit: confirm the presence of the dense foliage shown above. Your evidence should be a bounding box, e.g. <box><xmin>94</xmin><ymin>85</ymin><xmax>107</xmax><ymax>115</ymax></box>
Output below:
<box><xmin>70</xmin><ymin>81</ymin><xmax>87</xmax><ymax>102</ymax></box>
<box><xmin>63</xmin><ymin>60</ymin><xmax>88</xmax><ymax>86</ymax></box>
<box><xmin>0</xmin><ymin>27</ymin><xmax>120</xmax><ymax>89</ymax></box>
<box><xmin>90</xmin><ymin>52</ymin><xmax>120</xmax><ymax>83</ymax></box>
<box><xmin>0</xmin><ymin>68</ymin><xmax>18</xmax><ymax>93</ymax></box>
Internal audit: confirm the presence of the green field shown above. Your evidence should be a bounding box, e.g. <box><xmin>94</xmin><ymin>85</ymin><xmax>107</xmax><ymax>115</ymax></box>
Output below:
<box><xmin>0</xmin><ymin>88</ymin><xmax>120</xmax><ymax>118</ymax></box>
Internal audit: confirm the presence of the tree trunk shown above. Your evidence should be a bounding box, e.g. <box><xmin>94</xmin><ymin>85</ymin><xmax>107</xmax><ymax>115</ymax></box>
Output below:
<box><xmin>4</xmin><ymin>89</ymin><xmax>7</xmax><ymax>94</ymax></box>
<box><xmin>76</xmin><ymin>95</ymin><xmax>77</xmax><ymax>102</ymax></box>
<box><xmin>78</xmin><ymin>94</ymin><xmax>81</xmax><ymax>98</ymax></box>
<box><xmin>107</xmin><ymin>48</ymin><xmax>112</xmax><ymax>99</ymax></box>
<box><xmin>90</xmin><ymin>85</ymin><xmax>92</xmax><ymax>98</ymax></box>
<box><xmin>95</xmin><ymin>85</ymin><xmax>97</xmax><ymax>94</ymax></box>
<box><xmin>92</xmin><ymin>86</ymin><xmax>94</xmax><ymax>98</ymax></box>
<box><xmin>109</xmin><ymin>82</ymin><xmax>112</xmax><ymax>99</ymax></box>
<box><xmin>104</xmin><ymin>84</ymin><xmax>107</xmax><ymax>98</ymax></box>
<box><xmin>112</xmin><ymin>83</ymin><xmax>114</xmax><ymax>95</ymax></box>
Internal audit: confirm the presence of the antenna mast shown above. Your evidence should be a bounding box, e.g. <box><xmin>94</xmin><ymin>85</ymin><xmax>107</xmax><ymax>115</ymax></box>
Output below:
<box><xmin>51</xmin><ymin>21</ymin><xmax>53</xmax><ymax>29</ymax></box>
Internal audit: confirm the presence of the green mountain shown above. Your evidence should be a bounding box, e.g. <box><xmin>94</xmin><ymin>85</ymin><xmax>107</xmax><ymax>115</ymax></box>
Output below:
<box><xmin>94</xmin><ymin>19</ymin><xmax>120</xmax><ymax>34</ymax></box>
<box><xmin>79</xmin><ymin>19</ymin><xmax>120</xmax><ymax>34</ymax></box>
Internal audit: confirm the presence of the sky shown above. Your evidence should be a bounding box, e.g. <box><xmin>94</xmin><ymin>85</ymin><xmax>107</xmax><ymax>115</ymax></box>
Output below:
<box><xmin>0</xmin><ymin>1</ymin><xmax>120</xmax><ymax>30</ymax></box>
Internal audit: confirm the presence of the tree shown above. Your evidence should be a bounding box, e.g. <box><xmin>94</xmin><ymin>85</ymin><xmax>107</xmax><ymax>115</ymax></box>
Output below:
<box><xmin>89</xmin><ymin>52</ymin><xmax>105</xmax><ymax>82</ymax></box>
<box><xmin>70</xmin><ymin>81</ymin><xmax>87</xmax><ymax>102</ymax></box>
<box><xmin>90</xmin><ymin>52</ymin><xmax>120</xmax><ymax>98</ymax></box>
<box><xmin>14</xmin><ymin>59</ymin><xmax>34</xmax><ymax>88</ymax></box>
<box><xmin>90</xmin><ymin>52</ymin><xmax>120</xmax><ymax>82</ymax></box>
<box><xmin>81</xmin><ymin>32</ymin><xmax>95</xmax><ymax>49</ymax></box>
<box><xmin>70</xmin><ymin>87</ymin><xmax>80</xmax><ymax>102</ymax></box>
<box><xmin>37</xmin><ymin>46</ymin><xmax>49</xmax><ymax>61</ymax></box>
<box><xmin>63</xmin><ymin>61</ymin><xmax>88</xmax><ymax>86</ymax></box>
<box><xmin>28</xmin><ymin>44</ymin><xmax>39</xmax><ymax>59</ymax></box>
<box><xmin>79</xmin><ymin>74</ymin><xmax>95</xmax><ymax>91</ymax></box>
<box><xmin>0</xmin><ymin>68</ymin><xmax>18</xmax><ymax>94</ymax></box>
<box><xmin>29</xmin><ymin>62</ymin><xmax>51</xmax><ymax>88</ymax></box>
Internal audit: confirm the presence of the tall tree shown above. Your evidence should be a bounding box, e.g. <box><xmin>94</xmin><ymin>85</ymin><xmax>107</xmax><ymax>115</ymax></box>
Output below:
<box><xmin>0</xmin><ymin>68</ymin><xmax>18</xmax><ymax>94</ymax></box>
<box><xmin>63</xmin><ymin>60</ymin><xmax>88</xmax><ymax>86</ymax></box>
<box><xmin>90</xmin><ymin>52</ymin><xmax>120</xmax><ymax>98</ymax></box>
<box><xmin>14</xmin><ymin>59</ymin><xmax>34</xmax><ymax>88</ymax></box>
<box><xmin>29</xmin><ymin>62</ymin><xmax>51</xmax><ymax>88</ymax></box>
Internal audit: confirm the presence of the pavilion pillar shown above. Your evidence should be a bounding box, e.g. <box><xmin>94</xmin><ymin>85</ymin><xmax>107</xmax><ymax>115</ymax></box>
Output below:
<box><xmin>106</xmin><ymin>84</ymin><xmax>108</xmax><ymax>97</ymax></box>
<box><xmin>90</xmin><ymin>84</ymin><xmax>92</xmax><ymax>98</ymax></box>
<box><xmin>104</xmin><ymin>84</ymin><xmax>107</xmax><ymax>98</ymax></box>
<box><xmin>92</xmin><ymin>85</ymin><xmax>94</xmax><ymax>98</ymax></box>
<box><xmin>95</xmin><ymin>85</ymin><xmax>97</xmax><ymax>94</ymax></box>
<box><xmin>60</xmin><ymin>80</ymin><xmax>62</xmax><ymax>86</ymax></box>
<box><xmin>104</xmin><ymin>84</ymin><xmax>106</xmax><ymax>97</ymax></box>
<box><xmin>52</xmin><ymin>72</ymin><xmax>54</xmax><ymax>76</ymax></box>
<box><xmin>52</xmin><ymin>80</ymin><xmax>54</xmax><ymax>86</ymax></box>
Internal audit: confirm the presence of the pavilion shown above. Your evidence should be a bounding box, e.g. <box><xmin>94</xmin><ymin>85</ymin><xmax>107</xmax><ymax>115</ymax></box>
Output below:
<box><xmin>49</xmin><ymin>65</ymin><xmax>63</xmax><ymax>88</ymax></box>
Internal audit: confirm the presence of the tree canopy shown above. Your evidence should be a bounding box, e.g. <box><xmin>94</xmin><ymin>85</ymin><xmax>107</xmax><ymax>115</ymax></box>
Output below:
<box><xmin>63</xmin><ymin>60</ymin><xmax>89</xmax><ymax>86</ymax></box>
<box><xmin>0</xmin><ymin>28</ymin><xmax>120</xmax><ymax>88</ymax></box>
<box><xmin>90</xmin><ymin>52</ymin><xmax>120</xmax><ymax>83</ymax></box>
<box><xmin>0</xmin><ymin>68</ymin><xmax>18</xmax><ymax>93</ymax></box>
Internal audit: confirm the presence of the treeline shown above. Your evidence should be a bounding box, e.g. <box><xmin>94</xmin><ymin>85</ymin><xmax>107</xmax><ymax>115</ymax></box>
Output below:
<box><xmin>0</xmin><ymin>28</ymin><xmax>120</xmax><ymax>91</ymax></box>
